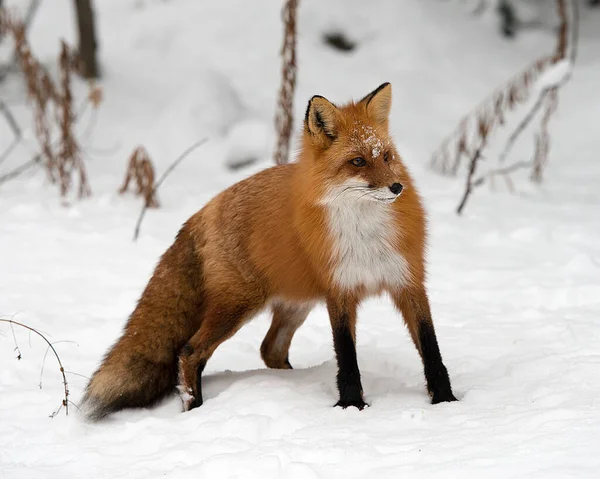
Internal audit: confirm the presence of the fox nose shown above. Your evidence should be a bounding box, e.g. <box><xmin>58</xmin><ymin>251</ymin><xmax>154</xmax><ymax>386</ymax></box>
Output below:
<box><xmin>389</xmin><ymin>183</ymin><xmax>403</xmax><ymax>195</ymax></box>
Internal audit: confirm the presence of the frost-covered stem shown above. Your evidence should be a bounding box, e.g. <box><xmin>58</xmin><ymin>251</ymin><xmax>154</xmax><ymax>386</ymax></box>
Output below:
<box><xmin>0</xmin><ymin>318</ymin><xmax>69</xmax><ymax>417</ymax></box>
<box><xmin>498</xmin><ymin>0</ymin><xmax>577</xmax><ymax>178</ymax></box>
<box><xmin>273</xmin><ymin>0</ymin><xmax>298</xmax><ymax>165</ymax></box>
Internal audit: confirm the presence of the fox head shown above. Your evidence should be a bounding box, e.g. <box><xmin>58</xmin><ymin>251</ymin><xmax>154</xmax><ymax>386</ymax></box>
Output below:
<box><xmin>301</xmin><ymin>83</ymin><xmax>409</xmax><ymax>205</ymax></box>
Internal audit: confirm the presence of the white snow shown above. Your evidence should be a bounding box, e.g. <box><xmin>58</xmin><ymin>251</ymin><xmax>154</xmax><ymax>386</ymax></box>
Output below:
<box><xmin>1</xmin><ymin>1</ymin><xmax>600</xmax><ymax>478</ymax></box>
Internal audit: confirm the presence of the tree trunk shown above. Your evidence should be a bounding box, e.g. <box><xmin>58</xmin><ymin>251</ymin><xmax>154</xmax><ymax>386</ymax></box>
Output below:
<box><xmin>73</xmin><ymin>0</ymin><xmax>99</xmax><ymax>79</ymax></box>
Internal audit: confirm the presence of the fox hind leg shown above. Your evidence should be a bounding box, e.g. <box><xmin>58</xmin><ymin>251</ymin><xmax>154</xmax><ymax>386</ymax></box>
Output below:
<box><xmin>261</xmin><ymin>302</ymin><xmax>312</xmax><ymax>369</ymax></box>
<box><xmin>177</xmin><ymin>294</ymin><xmax>266</xmax><ymax>411</ymax></box>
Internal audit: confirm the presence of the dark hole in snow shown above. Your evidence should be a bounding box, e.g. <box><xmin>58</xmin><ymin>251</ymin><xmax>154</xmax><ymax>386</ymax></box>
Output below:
<box><xmin>323</xmin><ymin>32</ymin><xmax>356</xmax><ymax>53</ymax></box>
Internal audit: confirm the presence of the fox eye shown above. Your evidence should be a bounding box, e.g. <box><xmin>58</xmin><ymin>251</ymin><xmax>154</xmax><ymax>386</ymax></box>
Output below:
<box><xmin>383</xmin><ymin>152</ymin><xmax>389</xmax><ymax>162</ymax></box>
<box><xmin>350</xmin><ymin>157</ymin><xmax>367</xmax><ymax>167</ymax></box>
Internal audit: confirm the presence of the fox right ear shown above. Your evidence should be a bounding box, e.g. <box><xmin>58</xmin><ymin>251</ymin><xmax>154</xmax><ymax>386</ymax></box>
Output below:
<box><xmin>304</xmin><ymin>95</ymin><xmax>339</xmax><ymax>144</ymax></box>
<box><xmin>359</xmin><ymin>82</ymin><xmax>392</xmax><ymax>125</ymax></box>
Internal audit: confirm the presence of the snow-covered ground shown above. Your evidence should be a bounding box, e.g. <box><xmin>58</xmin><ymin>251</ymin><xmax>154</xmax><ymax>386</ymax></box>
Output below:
<box><xmin>1</xmin><ymin>1</ymin><xmax>599</xmax><ymax>477</ymax></box>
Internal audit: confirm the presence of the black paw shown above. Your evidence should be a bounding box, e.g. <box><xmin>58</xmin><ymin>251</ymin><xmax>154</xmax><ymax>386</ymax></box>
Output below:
<box><xmin>431</xmin><ymin>392</ymin><xmax>458</xmax><ymax>404</ymax></box>
<box><xmin>335</xmin><ymin>398</ymin><xmax>369</xmax><ymax>410</ymax></box>
<box><xmin>185</xmin><ymin>396</ymin><xmax>203</xmax><ymax>411</ymax></box>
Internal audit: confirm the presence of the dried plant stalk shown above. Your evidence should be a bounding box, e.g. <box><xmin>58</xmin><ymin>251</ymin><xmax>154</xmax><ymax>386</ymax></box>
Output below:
<box><xmin>432</xmin><ymin>0</ymin><xmax>578</xmax><ymax>214</ymax></box>
<box><xmin>273</xmin><ymin>0</ymin><xmax>298</xmax><ymax>165</ymax></box>
<box><xmin>119</xmin><ymin>146</ymin><xmax>159</xmax><ymax>208</ymax></box>
<box><xmin>0</xmin><ymin>8</ymin><xmax>95</xmax><ymax>198</ymax></box>
<box><xmin>58</xmin><ymin>41</ymin><xmax>91</xmax><ymax>197</ymax></box>
<box><xmin>430</xmin><ymin>54</ymin><xmax>552</xmax><ymax>176</ymax></box>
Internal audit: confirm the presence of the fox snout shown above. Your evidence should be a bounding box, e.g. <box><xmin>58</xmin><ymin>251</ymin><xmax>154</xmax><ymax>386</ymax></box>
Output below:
<box><xmin>389</xmin><ymin>183</ymin><xmax>403</xmax><ymax>195</ymax></box>
<box><xmin>360</xmin><ymin>182</ymin><xmax>404</xmax><ymax>204</ymax></box>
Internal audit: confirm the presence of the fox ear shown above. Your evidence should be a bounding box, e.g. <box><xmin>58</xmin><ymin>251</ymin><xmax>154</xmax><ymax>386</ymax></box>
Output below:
<box><xmin>359</xmin><ymin>82</ymin><xmax>392</xmax><ymax>124</ymax></box>
<box><xmin>305</xmin><ymin>95</ymin><xmax>339</xmax><ymax>144</ymax></box>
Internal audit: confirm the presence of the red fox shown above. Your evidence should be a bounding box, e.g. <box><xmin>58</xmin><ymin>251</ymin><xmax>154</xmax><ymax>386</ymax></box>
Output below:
<box><xmin>81</xmin><ymin>83</ymin><xmax>457</xmax><ymax>420</ymax></box>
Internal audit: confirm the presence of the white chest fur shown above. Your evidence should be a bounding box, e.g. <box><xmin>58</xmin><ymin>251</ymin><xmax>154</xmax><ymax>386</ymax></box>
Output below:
<box><xmin>325</xmin><ymin>200</ymin><xmax>408</xmax><ymax>292</ymax></box>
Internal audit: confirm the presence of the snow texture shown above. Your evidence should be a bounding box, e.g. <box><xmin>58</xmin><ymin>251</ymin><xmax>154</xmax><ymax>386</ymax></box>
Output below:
<box><xmin>1</xmin><ymin>1</ymin><xmax>599</xmax><ymax>478</ymax></box>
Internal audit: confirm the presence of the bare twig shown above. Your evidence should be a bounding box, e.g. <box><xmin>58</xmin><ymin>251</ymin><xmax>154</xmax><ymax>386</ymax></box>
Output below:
<box><xmin>0</xmin><ymin>153</ymin><xmax>41</xmax><ymax>185</ymax></box>
<box><xmin>0</xmin><ymin>318</ymin><xmax>69</xmax><ymax>417</ymax></box>
<box><xmin>133</xmin><ymin>138</ymin><xmax>208</xmax><ymax>241</ymax></box>
<box><xmin>0</xmin><ymin>98</ymin><xmax>23</xmax><ymax>167</ymax></box>
<box><xmin>0</xmin><ymin>98</ymin><xmax>101</xmax><ymax>188</ymax></box>
<box><xmin>64</xmin><ymin>370</ymin><xmax>90</xmax><ymax>380</ymax></box>
<box><xmin>531</xmin><ymin>88</ymin><xmax>558</xmax><ymax>183</ymax></box>
<box><xmin>472</xmin><ymin>160</ymin><xmax>533</xmax><ymax>188</ymax></box>
<box><xmin>497</xmin><ymin>88</ymin><xmax>551</xmax><ymax>164</ymax></box>
<box><xmin>430</xmin><ymin>55</ymin><xmax>552</xmax><ymax>175</ymax></box>
<box><xmin>0</xmin><ymin>0</ymin><xmax>41</xmax><ymax>82</ymax></box>
<box><xmin>273</xmin><ymin>0</ymin><xmax>298</xmax><ymax>165</ymax></box>
<box><xmin>39</xmin><ymin>339</ymin><xmax>79</xmax><ymax>389</ymax></box>
<box><xmin>0</xmin><ymin>98</ymin><xmax>21</xmax><ymax>137</ymax></box>
<box><xmin>9</xmin><ymin>320</ymin><xmax>21</xmax><ymax>360</ymax></box>
<box><xmin>444</xmin><ymin>0</ymin><xmax>578</xmax><ymax>214</ymax></box>
<box><xmin>498</xmin><ymin>0</ymin><xmax>578</xmax><ymax>170</ymax></box>
<box><xmin>456</xmin><ymin>145</ymin><xmax>484</xmax><ymax>215</ymax></box>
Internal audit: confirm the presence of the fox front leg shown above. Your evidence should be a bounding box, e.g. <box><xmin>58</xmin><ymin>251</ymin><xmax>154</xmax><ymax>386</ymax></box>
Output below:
<box><xmin>327</xmin><ymin>296</ymin><xmax>367</xmax><ymax>410</ymax></box>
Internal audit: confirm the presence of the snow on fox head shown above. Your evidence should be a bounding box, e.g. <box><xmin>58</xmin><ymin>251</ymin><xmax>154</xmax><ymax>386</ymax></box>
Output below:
<box><xmin>301</xmin><ymin>83</ymin><xmax>410</xmax><ymax>205</ymax></box>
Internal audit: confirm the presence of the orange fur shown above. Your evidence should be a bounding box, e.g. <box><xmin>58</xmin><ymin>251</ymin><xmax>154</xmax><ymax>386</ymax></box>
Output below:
<box><xmin>81</xmin><ymin>83</ymin><xmax>456</xmax><ymax>420</ymax></box>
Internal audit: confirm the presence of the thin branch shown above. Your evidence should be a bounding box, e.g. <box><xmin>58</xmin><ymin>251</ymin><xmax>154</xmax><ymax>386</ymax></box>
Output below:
<box><xmin>133</xmin><ymin>138</ymin><xmax>208</xmax><ymax>241</ymax></box>
<box><xmin>498</xmin><ymin>0</ymin><xmax>578</xmax><ymax>166</ymax></box>
<box><xmin>497</xmin><ymin>88</ymin><xmax>551</xmax><ymax>164</ymax></box>
<box><xmin>0</xmin><ymin>318</ymin><xmax>69</xmax><ymax>417</ymax></box>
<box><xmin>0</xmin><ymin>0</ymin><xmax>42</xmax><ymax>82</ymax></box>
<box><xmin>0</xmin><ymin>137</ymin><xmax>20</xmax><ymax>166</ymax></box>
<box><xmin>9</xmin><ymin>321</ymin><xmax>21</xmax><ymax>360</ymax></box>
<box><xmin>472</xmin><ymin>160</ymin><xmax>533</xmax><ymax>187</ymax></box>
<box><xmin>39</xmin><ymin>342</ymin><xmax>51</xmax><ymax>387</ymax></box>
<box><xmin>22</xmin><ymin>0</ymin><xmax>41</xmax><ymax>29</ymax></box>
<box><xmin>0</xmin><ymin>98</ymin><xmax>23</xmax><ymax>166</ymax></box>
<box><xmin>0</xmin><ymin>98</ymin><xmax>22</xmax><ymax>137</ymax></box>
<box><xmin>448</xmin><ymin>0</ymin><xmax>578</xmax><ymax>214</ymax></box>
<box><xmin>0</xmin><ymin>96</ymin><xmax>97</xmax><ymax>188</ymax></box>
<box><xmin>64</xmin><ymin>370</ymin><xmax>90</xmax><ymax>380</ymax></box>
<box><xmin>0</xmin><ymin>153</ymin><xmax>41</xmax><ymax>185</ymax></box>
<box><xmin>38</xmin><ymin>339</ymin><xmax>78</xmax><ymax>388</ymax></box>
<box><xmin>456</xmin><ymin>145</ymin><xmax>484</xmax><ymax>215</ymax></box>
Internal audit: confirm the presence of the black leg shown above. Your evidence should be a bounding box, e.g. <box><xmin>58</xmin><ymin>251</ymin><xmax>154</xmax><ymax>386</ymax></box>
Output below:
<box><xmin>418</xmin><ymin>321</ymin><xmax>456</xmax><ymax>404</ymax></box>
<box><xmin>393</xmin><ymin>288</ymin><xmax>457</xmax><ymax>404</ymax></box>
<box><xmin>189</xmin><ymin>359</ymin><xmax>207</xmax><ymax>410</ymax></box>
<box><xmin>327</xmin><ymin>298</ymin><xmax>367</xmax><ymax>410</ymax></box>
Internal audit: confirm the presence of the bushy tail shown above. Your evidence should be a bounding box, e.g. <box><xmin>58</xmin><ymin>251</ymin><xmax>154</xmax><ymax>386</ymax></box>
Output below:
<box><xmin>80</xmin><ymin>343</ymin><xmax>178</xmax><ymax>421</ymax></box>
<box><xmin>80</xmin><ymin>222</ymin><xmax>204</xmax><ymax>421</ymax></box>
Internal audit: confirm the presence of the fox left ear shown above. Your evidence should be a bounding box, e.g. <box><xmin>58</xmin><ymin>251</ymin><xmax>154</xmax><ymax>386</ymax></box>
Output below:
<box><xmin>359</xmin><ymin>82</ymin><xmax>392</xmax><ymax>125</ymax></box>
